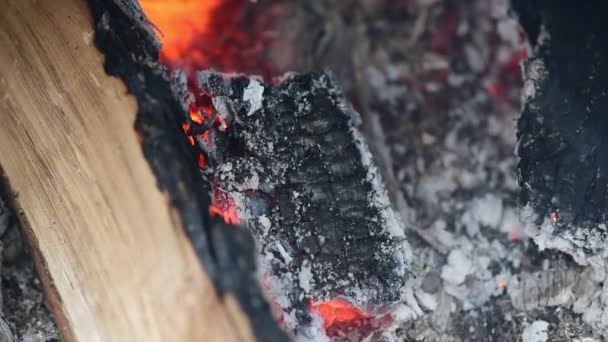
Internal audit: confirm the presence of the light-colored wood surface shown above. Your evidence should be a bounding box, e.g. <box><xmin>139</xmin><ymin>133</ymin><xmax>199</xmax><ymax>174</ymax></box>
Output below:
<box><xmin>0</xmin><ymin>0</ymin><xmax>254</xmax><ymax>341</ymax></box>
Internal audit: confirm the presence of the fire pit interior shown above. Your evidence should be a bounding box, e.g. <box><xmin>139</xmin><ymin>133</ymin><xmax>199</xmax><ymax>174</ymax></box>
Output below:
<box><xmin>89</xmin><ymin>0</ymin><xmax>608</xmax><ymax>340</ymax></box>
<box><xmin>3</xmin><ymin>0</ymin><xmax>608</xmax><ymax>341</ymax></box>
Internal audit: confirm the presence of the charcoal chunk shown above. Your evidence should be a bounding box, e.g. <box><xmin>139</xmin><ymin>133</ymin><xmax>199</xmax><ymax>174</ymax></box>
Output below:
<box><xmin>210</xmin><ymin>72</ymin><xmax>411</xmax><ymax>318</ymax></box>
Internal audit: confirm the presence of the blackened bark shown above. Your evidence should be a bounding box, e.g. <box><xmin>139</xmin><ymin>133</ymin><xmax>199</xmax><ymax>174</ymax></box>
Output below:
<box><xmin>515</xmin><ymin>0</ymin><xmax>608</xmax><ymax>256</ymax></box>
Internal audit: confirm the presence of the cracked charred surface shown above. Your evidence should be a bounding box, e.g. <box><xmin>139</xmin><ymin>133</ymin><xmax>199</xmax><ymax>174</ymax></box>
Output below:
<box><xmin>266</xmin><ymin>0</ymin><xmax>602</xmax><ymax>340</ymax></box>
<box><xmin>515</xmin><ymin>0</ymin><xmax>608</xmax><ymax>261</ymax></box>
<box><xmin>194</xmin><ymin>72</ymin><xmax>411</xmax><ymax>327</ymax></box>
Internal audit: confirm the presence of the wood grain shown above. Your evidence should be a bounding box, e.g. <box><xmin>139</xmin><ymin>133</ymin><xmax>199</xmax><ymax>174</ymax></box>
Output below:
<box><xmin>0</xmin><ymin>0</ymin><xmax>254</xmax><ymax>341</ymax></box>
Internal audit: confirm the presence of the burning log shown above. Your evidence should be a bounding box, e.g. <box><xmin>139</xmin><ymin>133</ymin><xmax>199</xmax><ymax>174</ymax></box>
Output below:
<box><xmin>514</xmin><ymin>0</ymin><xmax>608</xmax><ymax>262</ymax></box>
<box><xmin>182</xmin><ymin>71</ymin><xmax>413</xmax><ymax>337</ymax></box>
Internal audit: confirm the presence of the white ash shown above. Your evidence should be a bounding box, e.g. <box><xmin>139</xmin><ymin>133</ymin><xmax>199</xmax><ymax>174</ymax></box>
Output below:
<box><xmin>441</xmin><ymin>248</ymin><xmax>472</xmax><ymax>285</ymax></box>
<box><xmin>522</xmin><ymin>320</ymin><xmax>549</xmax><ymax>342</ymax></box>
<box><xmin>294</xmin><ymin>313</ymin><xmax>330</xmax><ymax>342</ymax></box>
<box><xmin>497</xmin><ymin>17</ymin><xmax>521</xmax><ymax>47</ymax></box>
<box><xmin>414</xmin><ymin>289</ymin><xmax>439</xmax><ymax>312</ymax></box>
<box><xmin>560</xmin><ymin>257</ymin><xmax>608</xmax><ymax>337</ymax></box>
<box><xmin>471</xmin><ymin>194</ymin><xmax>504</xmax><ymax>228</ymax></box>
<box><xmin>242</xmin><ymin>79</ymin><xmax>264</xmax><ymax>116</ymax></box>
<box><xmin>298</xmin><ymin>261</ymin><xmax>314</xmax><ymax>294</ymax></box>
<box><xmin>524</xmin><ymin>213</ymin><xmax>608</xmax><ymax>264</ymax></box>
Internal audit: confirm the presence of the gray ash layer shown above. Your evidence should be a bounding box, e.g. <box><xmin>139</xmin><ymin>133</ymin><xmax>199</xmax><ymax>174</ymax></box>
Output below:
<box><xmin>273</xmin><ymin>0</ymin><xmax>601</xmax><ymax>340</ymax></box>
<box><xmin>197</xmin><ymin>72</ymin><xmax>411</xmax><ymax>318</ymax></box>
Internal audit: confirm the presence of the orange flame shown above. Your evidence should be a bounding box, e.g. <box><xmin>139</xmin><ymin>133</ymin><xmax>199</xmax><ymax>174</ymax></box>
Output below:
<box><xmin>189</xmin><ymin>108</ymin><xmax>205</xmax><ymax>124</ymax></box>
<box><xmin>140</xmin><ymin>0</ymin><xmax>276</xmax><ymax>77</ymax></box>
<box><xmin>182</xmin><ymin>122</ymin><xmax>196</xmax><ymax>146</ymax></box>
<box><xmin>210</xmin><ymin>204</ymin><xmax>240</xmax><ymax>225</ymax></box>
<box><xmin>139</xmin><ymin>0</ymin><xmax>222</xmax><ymax>69</ymax></box>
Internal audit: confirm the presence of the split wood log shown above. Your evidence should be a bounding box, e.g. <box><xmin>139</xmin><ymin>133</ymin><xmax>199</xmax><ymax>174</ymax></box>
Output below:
<box><xmin>0</xmin><ymin>0</ymin><xmax>260</xmax><ymax>341</ymax></box>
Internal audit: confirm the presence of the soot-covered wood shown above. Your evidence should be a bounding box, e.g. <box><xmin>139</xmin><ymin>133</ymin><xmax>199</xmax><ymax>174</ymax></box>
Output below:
<box><xmin>195</xmin><ymin>72</ymin><xmax>411</xmax><ymax>324</ymax></box>
<box><xmin>515</xmin><ymin>0</ymin><xmax>608</xmax><ymax>258</ymax></box>
<box><xmin>86</xmin><ymin>1</ymin><xmax>286</xmax><ymax>340</ymax></box>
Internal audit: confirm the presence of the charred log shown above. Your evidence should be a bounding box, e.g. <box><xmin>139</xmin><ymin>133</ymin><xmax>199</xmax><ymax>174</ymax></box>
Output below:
<box><xmin>515</xmin><ymin>0</ymin><xmax>608</xmax><ymax>261</ymax></box>
<box><xmin>190</xmin><ymin>71</ymin><xmax>412</xmax><ymax>331</ymax></box>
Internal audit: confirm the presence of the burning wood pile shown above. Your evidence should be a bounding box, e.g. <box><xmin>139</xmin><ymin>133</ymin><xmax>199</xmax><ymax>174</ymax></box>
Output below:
<box><xmin>2</xmin><ymin>0</ymin><xmax>608</xmax><ymax>341</ymax></box>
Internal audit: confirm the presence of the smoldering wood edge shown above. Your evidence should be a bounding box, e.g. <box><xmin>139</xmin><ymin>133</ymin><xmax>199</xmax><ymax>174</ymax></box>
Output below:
<box><xmin>86</xmin><ymin>1</ymin><xmax>286</xmax><ymax>340</ymax></box>
<box><xmin>0</xmin><ymin>169</ymin><xmax>75</xmax><ymax>342</ymax></box>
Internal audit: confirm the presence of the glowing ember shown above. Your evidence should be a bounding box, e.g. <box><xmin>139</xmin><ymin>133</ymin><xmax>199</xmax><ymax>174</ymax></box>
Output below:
<box><xmin>486</xmin><ymin>83</ymin><xmax>505</xmax><ymax>97</ymax></box>
<box><xmin>508</xmin><ymin>228</ymin><xmax>521</xmax><ymax>241</ymax></box>
<box><xmin>189</xmin><ymin>108</ymin><xmax>205</xmax><ymax>124</ymax></box>
<box><xmin>181</xmin><ymin>123</ymin><xmax>196</xmax><ymax>146</ymax></box>
<box><xmin>198</xmin><ymin>154</ymin><xmax>207</xmax><ymax>168</ymax></box>
<box><xmin>210</xmin><ymin>186</ymin><xmax>240</xmax><ymax>225</ymax></box>
<box><xmin>309</xmin><ymin>298</ymin><xmax>395</xmax><ymax>338</ymax></box>
<box><xmin>550</xmin><ymin>211</ymin><xmax>559</xmax><ymax>224</ymax></box>
<box><xmin>140</xmin><ymin>0</ymin><xmax>272</xmax><ymax>175</ymax></box>
<box><xmin>210</xmin><ymin>205</ymin><xmax>240</xmax><ymax>225</ymax></box>
<box><xmin>310</xmin><ymin>298</ymin><xmax>369</xmax><ymax>330</ymax></box>
<box><xmin>502</xmin><ymin>48</ymin><xmax>527</xmax><ymax>79</ymax></box>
